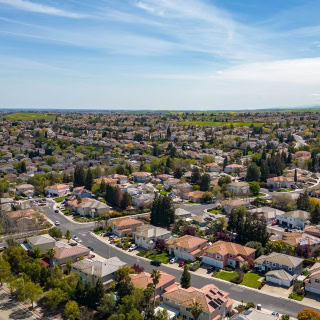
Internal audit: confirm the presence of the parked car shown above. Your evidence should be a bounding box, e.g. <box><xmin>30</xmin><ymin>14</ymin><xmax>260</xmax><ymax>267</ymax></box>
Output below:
<box><xmin>55</xmin><ymin>221</ymin><xmax>60</xmax><ymax>226</ymax></box>
<box><xmin>88</xmin><ymin>254</ymin><xmax>95</xmax><ymax>259</ymax></box>
<box><xmin>54</xmin><ymin>209</ymin><xmax>59</xmax><ymax>213</ymax></box>
<box><xmin>207</xmin><ymin>266</ymin><xmax>215</xmax><ymax>273</ymax></box>
<box><xmin>128</xmin><ymin>244</ymin><xmax>138</xmax><ymax>252</ymax></box>
<box><xmin>104</xmin><ymin>232</ymin><xmax>112</xmax><ymax>237</ymax></box>
<box><xmin>87</xmin><ymin>246</ymin><xmax>94</xmax><ymax>251</ymax></box>
<box><xmin>271</xmin><ymin>221</ymin><xmax>278</xmax><ymax>226</ymax></box>
<box><xmin>179</xmin><ymin>261</ymin><xmax>185</xmax><ymax>267</ymax></box>
<box><xmin>70</xmin><ymin>242</ymin><xmax>77</xmax><ymax>246</ymax></box>
<box><xmin>150</xmin><ymin>260</ymin><xmax>161</xmax><ymax>267</ymax></box>
<box><xmin>76</xmin><ymin>238</ymin><xmax>82</xmax><ymax>243</ymax></box>
<box><xmin>170</xmin><ymin>257</ymin><xmax>178</xmax><ymax>264</ymax></box>
<box><xmin>272</xmin><ymin>312</ymin><xmax>279</xmax><ymax>317</ymax></box>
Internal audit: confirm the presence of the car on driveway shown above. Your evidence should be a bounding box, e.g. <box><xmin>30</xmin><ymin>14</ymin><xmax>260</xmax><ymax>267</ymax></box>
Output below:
<box><xmin>271</xmin><ymin>221</ymin><xmax>278</xmax><ymax>226</ymax></box>
<box><xmin>170</xmin><ymin>257</ymin><xmax>178</xmax><ymax>264</ymax></box>
<box><xmin>207</xmin><ymin>266</ymin><xmax>215</xmax><ymax>273</ymax></box>
<box><xmin>87</xmin><ymin>246</ymin><xmax>94</xmax><ymax>251</ymax></box>
<box><xmin>179</xmin><ymin>261</ymin><xmax>185</xmax><ymax>267</ymax></box>
<box><xmin>54</xmin><ymin>209</ymin><xmax>59</xmax><ymax>213</ymax></box>
<box><xmin>70</xmin><ymin>242</ymin><xmax>77</xmax><ymax>246</ymax></box>
<box><xmin>55</xmin><ymin>221</ymin><xmax>60</xmax><ymax>226</ymax></box>
<box><xmin>150</xmin><ymin>260</ymin><xmax>161</xmax><ymax>267</ymax></box>
<box><xmin>128</xmin><ymin>244</ymin><xmax>138</xmax><ymax>252</ymax></box>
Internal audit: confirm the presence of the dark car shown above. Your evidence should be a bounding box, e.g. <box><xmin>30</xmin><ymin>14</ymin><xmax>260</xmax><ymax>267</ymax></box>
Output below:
<box><xmin>150</xmin><ymin>260</ymin><xmax>161</xmax><ymax>267</ymax></box>
<box><xmin>88</xmin><ymin>246</ymin><xmax>94</xmax><ymax>251</ymax></box>
<box><xmin>54</xmin><ymin>209</ymin><xmax>59</xmax><ymax>213</ymax></box>
<box><xmin>70</xmin><ymin>242</ymin><xmax>77</xmax><ymax>246</ymax></box>
<box><xmin>207</xmin><ymin>266</ymin><xmax>215</xmax><ymax>273</ymax></box>
<box><xmin>104</xmin><ymin>232</ymin><xmax>112</xmax><ymax>237</ymax></box>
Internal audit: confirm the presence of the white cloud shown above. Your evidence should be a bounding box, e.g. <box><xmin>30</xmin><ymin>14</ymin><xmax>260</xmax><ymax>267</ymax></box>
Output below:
<box><xmin>0</xmin><ymin>0</ymin><xmax>88</xmax><ymax>18</ymax></box>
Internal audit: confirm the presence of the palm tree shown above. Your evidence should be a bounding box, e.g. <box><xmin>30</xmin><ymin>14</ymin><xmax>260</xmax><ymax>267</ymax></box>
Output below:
<box><xmin>191</xmin><ymin>301</ymin><xmax>203</xmax><ymax>320</ymax></box>
<box><xmin>47</xmin><ymin>248</ymin><xmax>56</xmax><ymax>268</ymax></box>
<box><xmin>151</xmin><ymin>269</ymin><xmax>161</xmax><ymax>308</ymax></box>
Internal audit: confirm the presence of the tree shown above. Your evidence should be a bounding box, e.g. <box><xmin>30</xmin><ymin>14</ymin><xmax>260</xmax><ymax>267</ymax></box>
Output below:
<box><xmin>49</xmin><ymin>227</ymin><xmax>62</xmax><ymax>239</ymax></box>
<box><xmin>180</xmin><ymin>265</ymin><xmax>191</xmax><ymax>289</ymax></box>
<box><xmin>0</xmin><ymin>258</ymin><xmax>11</xmax><ymax>286</ymax></box>
<box><xmin>246</xmin><ymin>163</ymin><xmax>261</xmax><ymax>182</ymax></box>
<box><xmin>23</xmin><ymin>281</ymin><xmax>43</xmax><ymax>309</ymax></box>
<box><xmin>297</xmin><ymin>308</ymin><xmax>320</xmax><ymax>320</ymax></box>
<box><xmin>151</xmin><ymin>194</ymin><xmax>175</xmax><ymax>228</ymax></box>
<box><xmin>47</xmin><ymin>248</ymin><xmax>56</xmax><ymax>268</ymax></box>
<box><xmin>85</xmin><ymin>168</ymin><xmax>94</xmax><ymax>191</ymax></box>
<box><xmin>310</xmin><ymin>204</ymin><xmax>320</xmax><ymax>225</ymax></box>
<box><xmin>200</xmin><ymin>174</ymin><xmax>210</xmax><ymax>191</ymax></box>
<box><xmin>151</xmin><ymin>269</ymin><xmax>161</xmax><ymax>308</ymax></box>
<box><xmin>120</xmin><ymin>192</ymin><xmax>131</xmax><ymax>210</ymax></box>
<box><xmin>191</xmin><ymin>167</ymin><xmax>201</xmax><ymax>184</ymax></box>
<box><xmin>66</xmin><ymin>259</ymin><xmax>72</xmax><ymax>274</ymax></box>
<box><xmin>115</xmin><ymin>266</ymin><xmax>134</xmax><ymax>300</ymax></box>
<box><xmin>74</xmin><ymin>165</ymin><xmax>85</xmax><ymax>187</ymax></box>
<box><xmin>245</xmin><ymin>241</ymin><xmax>264</xmax><ymax>257</ymax></box>
<box><xmin>113</xmin><ymin>186</ymin><xmax>122</xmax><ymax>208</ymax></box>
<box><xmin>44</xmin><ymin>288</ymin><xmax>68</xmax><ymax>311</ymax></box>
<box><xmin>155</xmin><ymin>238</ymin><xmax>167</xmax><ymax>252</ymax></box>
<box><xmin>296</xmin><ymin>191</ymin><xmax>310</xmax><ymax>211</ymax></box>
<box><xmin>183</xmin><ymin>226</ymin><xmax>196</xmax><ymax>236</ymax></box>
<box><xmin>97</xmin><ymin>294</ymin><xmax>116</xmax><ymax>319</ymax></box>
<box><xmin>174</xmin><ymin>167</ymin><xmax>183</xmax><ymax>179</ymax></box>
<box><xmin>218</xmin><ymin>175</ymin><xmax>231</xmax><ymax>187</ymax></box>
<box><xmin>64</xmin><ymin>301</ymin><xmax>80</xmax><ymax>320</ymax></box>
<box><xmin>249</xmin><ymin>181</ymin><xmax>260</xmax><ymax>196</ymax></box>
<box><xmin>294</xmin><ymin>168</ymin><xmax>298</xmax><ymax>183</ymax></box>
<box><xmin>281</xmin><ymin>315</ymin><xmax>290</xmax><ymax>320</ymax></box>
<box><xmin>65</xmin><ymin>230</ymin><xmax>71</xmax><ymax>243</ymax></box>
<box><xmin>190</xmin><ymin>301</ymin><xmax>204</xmax><ymax>320</ymax></box>
<box><xmin>223</xmin><ymin>157</ymin><xmax>228</xmax><ymax>170</ymax></box>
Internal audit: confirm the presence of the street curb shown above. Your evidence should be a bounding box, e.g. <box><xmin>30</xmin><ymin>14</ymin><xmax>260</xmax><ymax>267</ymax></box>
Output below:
<box><xmin>90</xmin><ymin>232</ymin><xmax>319</xmax><ymax>310</ymax></box>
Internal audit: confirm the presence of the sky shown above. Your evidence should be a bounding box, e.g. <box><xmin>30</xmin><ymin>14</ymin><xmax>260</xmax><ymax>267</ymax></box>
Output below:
<box><xmin>1</xmin><ymin>0</ymin><xmax>320</xmax><ymax>110</ymax></box>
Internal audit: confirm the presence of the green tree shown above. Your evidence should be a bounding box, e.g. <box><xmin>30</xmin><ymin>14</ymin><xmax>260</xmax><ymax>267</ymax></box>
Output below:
<box><xmin>246</xmin><ymin>163</ymin><xmax>261</xmax><ymax>182</ymax></box>
<box><xmin>47</xmin><ymin>248</ymin><xmax>56</xmax><ymax>268</ymax></box>
<box><xmin>249</xmin><ymin>181</ymin><xmax>260</xmax><ymax>196</ymax></box>
<box><xmin>64</xmin><ymin>301</ymin><xmax>80</xmax><ymax>320</ymax></box>
<box><xmin>33</xmin><ymin>247</ymin><xmax>41</xmax><ymax>258</ymax></box>
<box><xmin>65</xmin><ymin>230</ymin><xmax>71</xmax><ymax>243</ymax></box>
<box><xmin>74</xmin><ymin>165</ymin><xmax>86</xmax><ymax>187</ymax></box>
<box><xmin>49</xmin><ymin>227</ymin><xmax>62</xmax><ymax>239</ymax></box>
<box><xmin>85</xmin><ymin>168</ymin><xmax>94</xmax><ymax>191</ymax></box>
<box><xmin>115</xmin><ymin>266</ymin><xmax>134</xmax><ymax>300</ymax></box>
<box><xmin>190</xmin><ymin>301</ymin><xmax>204</xmax><ymax>320</ymax></box>
<box><xmin>44</xmin><ymin>288</ymin><xmax>68</xmax><ymax>311</ymax></box>
<box><xmin>23</xmin><ymin>281</ymin><xmax>43</xmax><ymax>309</ymax></box>
<box><xmin>294</xmin><ymin>168</ymin><xmax>298</xmax><ymax>183</ymax></box>
<box><xmin>120</xmin><ymin>192</ymin><xmax>131</xmax><ymax>210</ymax></box>
<box><xmin>245</xmin><ymin>241</ymin><xmax>264</xmax><ymax>257</ymax></box>
<box><xmin>296</xmin><ymin>191</ymin><xmax>310</xmax><ymax>211</ymax></box>
<box><xmin>200</xmin><ymin>174</ymin><xmax>210</xmax><ymax>191</ymax></box>
<box><xmin>191</xmin><ymin>167</ymin><xmax>201</xmax><ymax>184</ymax></box>
<box><xmin>151</xmin><ymin>194</ymin><xmax>175</xmax><ymax>228</ymax></box>
<box><xmin>310</xmin><ymin>204</ymin><xmax>320</xmax><ymax>225</ymax></box>
<box><xmin>151</xmin><ymin>269</ymin><xmax>161</xmax><ymax>308</ymax></box>
<box><xmin>180</xmin><ymin>265</ymin><xmax>191</xmax><ymax>289</ymax></box>
<box><xmin>97</xmin><ymin>294</ymin><xmax>116</xmax><ymax>319</ymax></box>
<box><xmin>0</xmin><ymin>258</ymin><xmax>11</xmax><ymax>286</ymax></box>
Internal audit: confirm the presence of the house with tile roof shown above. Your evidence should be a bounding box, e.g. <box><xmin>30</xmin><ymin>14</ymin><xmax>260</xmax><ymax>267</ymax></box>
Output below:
<box><xmin>305</xmin><ymin>263</ymin><xmax>320</xmax><ymax>294</ymax></box>
<box><xmin>53</xmin><ymin>244</ymin><xmax>90</xmax><ymax>266</ymax></box>
<box><xmin>111</xmin><ymin>217</ymin><xmax>144</xmax><ymax>237</ymax></box>
<box><xmin>162</xmin><ymin>284</ymin><xmax>233</xmax><ymax>320</ymax></box>
<box><xmin>305</xmin><ymin>225</ymin><xmax>320</xmax><ymax>238</ymax></box>
<box><xmin>72</xmin><ymin>198</ymin><xmax>111</xmax><ymax>218</ymax></box>
<box><xmin>130</xmin><ymin>271</ymin><xmax>175</xmax><ymax>297</ymax></box>
<box><xmin>167</xmin><ymin>235</ymin><xmax>207</xmax><ymax>262</ymax></box>
<box><xmin>254</xmin><ymin>252</ymin><xmax>303</xmax><ymax>287</ymax></box>
<box><xmin>45</xmin><ymin>183</ymin><xmax>70</xmax><ymax>197</ymax></box>
<box><xmin>276</xmin><ymin>210</ymin><xmax>310</xmax><ymax>229</ymax></box>
<box><xmin>227</xmin><ymin>182</ymin><xmax>251</xmax><ymax>196</ymax></box>
<box><xmin>133</xmin><ymin>225</ymin><xmax>171</xmax><ymax>250</ymax></box>
<box><xmin>224</xmin><ymin>164</ymin><xmax>244</xmax><ymax>174</ymax></box>
<box><xmin>204</xmin><ymin>162</ymin><xmax>221</xmax><ymax>173</ymax></box>
<box><xmin>222</xmin><ymin>199</ymin><xmax>250</xmax><ymax>214</ymax></box>
<box><xmin>267</xmin><ymin>176</ymin><xmax>294</xmax><ymax>190</ymax></box>
<box><xmin>202</xmin><ymin>241</ymin><xmax>256</xmax><ymax>269</ymax></box>
<box><xmin>131</xmin><ymin>171</ymin><xmax>152</xmax><ymax>183</ymax></box>
<box><xmin>72</xmin><ymin>256</ymin><xmax>127</xmax><ymax>286</ymax></box>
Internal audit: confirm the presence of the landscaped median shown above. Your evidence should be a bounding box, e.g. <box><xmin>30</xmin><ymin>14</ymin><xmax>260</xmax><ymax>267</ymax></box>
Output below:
<box><xmin>213</xmin><ymin>270</ymin><xmax>263</xmax><ymax>289</ymax></box>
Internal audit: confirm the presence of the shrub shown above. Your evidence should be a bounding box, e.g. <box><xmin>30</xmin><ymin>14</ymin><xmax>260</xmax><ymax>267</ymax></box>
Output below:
<box><xmin>245</xmin><ymin>302</ymin><xmax>255</xmax><ymax>310</ymax></box>
<box><xmin>230</xmin><ymin>273</ymin><xmax>243</xmax><ymax>284</ymax></box>
<box><xmin>241</xmin><ymin>263</ymin><xmax>250</xmax><ymax>273</ymax></box>
<box><xmin>224</xmin><ymin>266</ymin><xmax>234</xmax><ymax>272</ymax></box>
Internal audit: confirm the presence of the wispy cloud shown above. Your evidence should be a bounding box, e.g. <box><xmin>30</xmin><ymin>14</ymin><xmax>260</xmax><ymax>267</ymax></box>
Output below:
<box><xmin>0</xmin><ymin>0</ymin><xmax>88</xmax><ymax>18</ymax></box>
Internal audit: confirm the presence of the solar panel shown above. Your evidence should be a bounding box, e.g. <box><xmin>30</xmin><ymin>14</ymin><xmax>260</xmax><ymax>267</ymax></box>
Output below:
<box><xmin>214</xmin><ymin>298</ymin><xmax>223</xmax><ymax>306</ymax></box>
<box><xmin>210</xmin><ymin>289</ymin><xmax>217</xmax><ymax>295</ymax></box>
<box><xmin>209</xmin><ymin>301</ymin><xmax>219</xmax><ymax>309</ymax></box>
<box><xmin>217</xmin><ymin>291</ymin><xmax>223</xmax><ymax>297</ymax></box>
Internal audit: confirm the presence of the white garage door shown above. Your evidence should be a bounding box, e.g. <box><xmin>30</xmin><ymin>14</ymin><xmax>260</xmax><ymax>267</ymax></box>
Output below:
<box><xmin>202</xmin><ymin>257</ymin><xmax>224</xmax><ymax>268</ymax></box>
<box><xmin>306</xmin><ymin>286</ymin><xmax>320</xmax><ymax>294</ymax></box>
<box><xmin>266</xmin><ymin>276</ymin><xmax>282</xmax><ymax>286</ymax></box>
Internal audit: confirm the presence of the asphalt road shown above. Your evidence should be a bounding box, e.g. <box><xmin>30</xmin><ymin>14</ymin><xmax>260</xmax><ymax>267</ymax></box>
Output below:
<box><xmin>45</xmin><ymin>205</ymin><xmax>318</xmax><ymax>317</ymax></box>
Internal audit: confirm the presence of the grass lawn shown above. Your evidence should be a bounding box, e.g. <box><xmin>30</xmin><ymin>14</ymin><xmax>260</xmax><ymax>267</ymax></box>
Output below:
<box><xmin>185</xmin><ymin>201</ymin><xmax>200</xmax><ymax>205</ymax></box>
<box><xmin>241</xmin><ymin>273</ymin><xmax>262</xmax><ymax>289</ymax></box>
<box><xmin>208</xmin><ymin>209</ymin><xmax>221</xmax><ymax>214</ymax></box>
<box><xmin>178</xmin><ymin>121</ymin><xmax>264</xmax><ymax>127</ymax></box>
<box><xmin>289</xmin><ymin>291</ymin><xmax>304</xmax><ymax>301</ymax></box>
<box><xmin>55</xmin><ymin>196</ymin><xmax>66</xmax><ymax>203</ymax></box>
<box><xmin>3</xmin><ymin>112</ymin><xmax>57</xmax><ymax>121</ymax></box>
<box><xmin>279</xmin><ymin>188</ymin><xmax>294</xmax><ymax>192</ymax></box>
<box><xmin>160</xmin><ymin>191</ymin><xmax>169</xmax><ymax>196</ymax></box>
<box><xmin>137</xmin><ymin>250</ymin><xmax>170</xmax><ymax>263</ymax></box>
<box><xmin>214</xmin><ymin>271</ymin><xmax>238</xmax><ymax>281</ymax></box>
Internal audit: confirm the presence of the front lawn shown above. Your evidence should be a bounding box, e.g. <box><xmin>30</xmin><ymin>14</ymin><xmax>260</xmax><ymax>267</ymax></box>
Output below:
<box><xmin>55</xmin><ymin>196</ymin><xmax>66</xmax><ymax>203</ymax></box>
<box><xmin>241</xmin><ymin>272</ymin><xmax>262</xmax><ymax>289</ymax></box>
<box><xmin>214</xmin><ymin>271</ymin><xmax>238</xmax><ymax>281</ymax></box>
<box><xmin>289</xmin><ymin>291</ymin><xmax>304</xmax><ymax>301</ymax></box>
<box><xmin>185</xmin><ymin>201</ymin><xmax>200</xmax><ymax>205</ymax></box>
<box><xmin>208</xmin><ymin>209</ymin><xmax>221</xmax><ymax>215</ymax></box>
<box><xmin>136</xmin><ymin>250</ymin><xmax>170</xmax><ymax>263</ymax></box>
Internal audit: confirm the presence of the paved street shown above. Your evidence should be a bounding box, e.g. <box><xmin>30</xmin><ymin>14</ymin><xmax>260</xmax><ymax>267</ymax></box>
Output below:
<box><xmin>179</xmin><ymin>203</ymin><xmax>216</xmax><ymax>216</ymax></box>
<box><xmin>46</xmin><ymin>206</ymin><xmax>319</xmax><ymax>317</ymax></box>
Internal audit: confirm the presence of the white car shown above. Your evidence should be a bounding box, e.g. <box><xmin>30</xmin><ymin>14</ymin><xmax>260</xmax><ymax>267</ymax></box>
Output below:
<box><xmin>72</xmin><ymin>235</ymin><xmax>79</xmax><ymax>241</ymax></box>
<box><xmin>128</xmin><ymin>244</ymin><xmax>138</xmax><ymax>252</ymax></box>
<box><xmin>170</xmin><ymin>257</ymin><xmax>178</xmax><ymax>264</ymax></box>
<box><xmin>76</xmin><ymin>238</ymin><xmax>82</xmax><ymax>243</ymax></box>
<box><xmin>55</xmin><ymin>221</ymin><xmax>60</xmax><ymax>226</ymax></box>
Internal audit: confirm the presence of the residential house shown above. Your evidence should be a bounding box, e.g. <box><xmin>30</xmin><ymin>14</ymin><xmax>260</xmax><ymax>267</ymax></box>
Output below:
<box><xmin>73</xmin><ymin>198</ymin><xmax>110</xmax><ymax>218</ymax></box>
<box><xmin>53</xmin><ymin>243</ymin><xmax>90</xmax><ymax>266</ymax></box>
<box><xmin>72</xmin><ymin>187</ymin><xmax>94</xmax><ymax>199</ymax></box>
<box><xmin>227</xmin><ymin>182</ymin><xmax>251</xmax><ymax>196</ymax></box>
<box><xmin>111</xmin><ymin>174</ymin><xmax>128</xmax><ymax>184</ymax></box>
<box><xmin>248</xmin><ymin>207</ymin><xmax>284</xmax><ymax>222</ymax></box>
<box><xmin>72</xmin><ymin>256</ymin><xmax>127</xmax><ymax>286</ymax></box>
<box><xmin>131</xmin><ymin>172</ymin><xmax>152</xmax><ymax>183</ymax></box>
<box><xmin>15</xmin><ymin>184</ymin><xmax>35</xmax><ymax>197</ymax></box>
<box><xmin>130</xmin><ymin>271</ymin><xmax>175</xmax><ymax>297</ymax></box>
<box><xmin>305</xmin><ymin>225</ymin><xmax>320</xmax><ymax>238</ymax></box>
<box><xmin>254</xmin><ymin>252</ymin><xmax>303</xmax><ymax>287</ymax></box>
<box><xmin>175</xmin><ymin>208</ymin><xmax>192</xmax><ymax>219</ymax></box>
<box><xmin>222</xmin><ymin>199</ymin><xmax>250</xmax><ymax>214</ymax></box>
<box><xmin>224</xmin><ymin>164</ymin><xmax>244</xmax><ymax>174</ymax></box>
<box><xmin>6</xmin><ymin>208</ymin><xmax>39</xmax><ymax>232</ymax></box>
<box><xmin>204</xmin><ymin>163</ymin><xmax>221</xmax><ymax>173</ymax></box>
<box><xmin>187</xmin><ymin>190</ymin><xmax>205</xmax><ymax>203</ymax></box>
<box><xmin>175</xmin><ymin>183</ymin><xmax>192</xmax><ymax>200</ymax></box>
<box><xmin>162</xmin><ymin>284</ymin><xmax>233</xmax><ymax>320</ymax></box>
<box><xmin>305</xmin><ymin>263</ymin><xmax>320</xmax><ymax>294</ymax></box>
<box><xmin>167</xmin><ymin>235</ymin><xmax>207</xmax><ymax>262</ymax></box>
<box><xmin>24</xmin><ymin>234</ymin><xmax>56</xmax><ymax>254</ymax></box>
<box><xmin>133</xmin><ymin>225</ymin><xmax>171</xmax><ymax>250</ymax></box>
<box><xmin>131</xmin><ymin>193</ymin><xmax>154</xmax><ymax>208</ymax></box>
<box><xmin>45</xmin><ymin>184</ymin><xmax>70</xmax><ymax>197</ymax></box>
<box><xmin>276</xmin><ymin>210</ymin><xmax>310</xmax><ymax>229</ymax></box>
<box><xmin>164</xmin><ymin>178</ymin><xmax>180</xmax><ymax>189</ymax></box>
<box><xmin>232</xmin><ymin>308</ymin><xmax>279</xmax><ymax>320</ymax></box>
<box><xmin>111</xmin><ymin>217</ymin><xmax>144</xmax><ymax>237</ymax></box>
<box><xmin>267</xmin><ymin>176</ymin><xmax>294</xmax><ymax>190</ymax></box>
<box><xmin>202</xmin><ymin>241</ymin><xmax>256</xmax><ymax>269</ymax></box>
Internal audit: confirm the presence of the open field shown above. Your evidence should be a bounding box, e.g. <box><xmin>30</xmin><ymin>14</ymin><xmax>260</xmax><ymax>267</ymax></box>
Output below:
<box><xmin>2</xmin><ymin>112</ymin><xmax>57</xmax><ymax>121</ymax></box>
<box><xmin>178</xmin><ymin>121</ymin><xmax>264</xmax><ymax>127</ymax></box>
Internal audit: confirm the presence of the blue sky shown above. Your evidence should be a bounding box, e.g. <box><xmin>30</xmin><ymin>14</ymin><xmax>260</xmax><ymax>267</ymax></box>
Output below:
<box><xmin>1</xmin><ymin>0</ymin><xmax>320</xmax><ymax>110</ymax></box>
